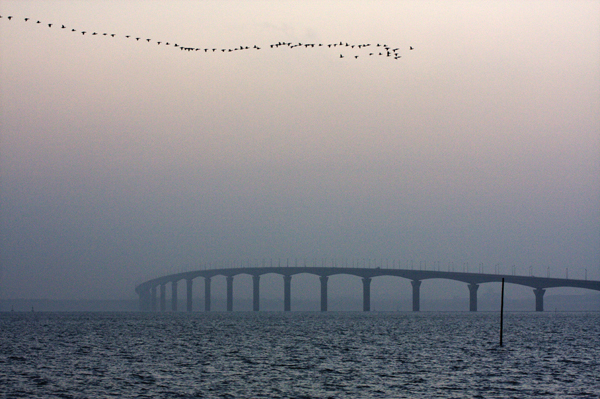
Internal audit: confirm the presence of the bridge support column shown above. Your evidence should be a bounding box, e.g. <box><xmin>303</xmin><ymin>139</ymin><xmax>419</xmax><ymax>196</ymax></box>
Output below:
<box><xmin>468</xmin><ymin>283</ymin><xmax>479</xmax><ymax>312</ymax></box>
<box><xmin>171</xmin><ymin>281</ymin><xmax>178</xmax><ymax>312</ymax></box>
<box><xmin>151</xmin><ymin>285</ymin><xmax>157</xmax><ymax>312</ymax></box>
<box><xmin>253</xmin><ymin>275</ymin><xmax>260</xmax><ymax>311</ymax></box>
<box><xmin>226</xmin><ymin>276</ymin><xmax>234</xmax><ymax>312</ymax></box>
<box><xmin>160</xmin><ymin>283</ymin><xmax>166</xmax><ymax>312</ymax></box>
<box><xmin>362</xmin><ymin>277</ymin><xmax>371</xmax><ymax>312</ymax></box>
<box><xmin>411</xmin><ymin>280</ymin><xmax>421</xmax><ymax>312</ymax></box>
<box><xmin>283</xmin><ymin>275</ymin><xmax>292</xmax><ymax>311</ymax></box>
<box><xmin>534</xmin><ymin>288</ymin><xmax>545</xmax><ymax>312</ymax></box>
<box><xmin>204</xmin><ymin>277</ymin><xmax>211</xmax><ymax>312</ymax></box>
<box><xmin>320</xmin><ymin>276</ymin><xmax>328</xmax><ymax>312</ymax></box>
<box><xmin>186</xmin><ymin>279</ymin><xmax>193</xmax><ymax>312</ymax></box>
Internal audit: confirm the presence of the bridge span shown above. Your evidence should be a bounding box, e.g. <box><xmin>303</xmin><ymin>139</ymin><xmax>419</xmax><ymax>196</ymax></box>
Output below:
<box><xmin>135</xmin><ymin>267</ymin><xmax>600</xmax><ymax>312</ymax></box>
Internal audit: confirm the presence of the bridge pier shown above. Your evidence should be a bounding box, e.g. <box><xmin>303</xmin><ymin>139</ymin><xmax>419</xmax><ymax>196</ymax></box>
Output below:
<box><xmin>171</xmin><ymin>281</ymin><xmax>178</xmax><ymax>312</ymax></box>
<box><xmin>226</xmin><ymin>276</ymin><xmax>234</xmax><ymax>311</ymax></box>
<box><xmin>253</xmin><ymin>275</ymin><xmax>260</xmax><ymax>311</ymax></box>
<box><xmin>284</xmin><ymin>275</ymin><xmax>292</xmax><ymax>311</ymax></box>
<box><xmin>468</xmin><ymin>283</ymin><xmax>479</xmax><ymax>312</ymax></box>
<box><xmin>186</xmin><ymin>279</ymin><xmax>193</xmax><ymax>312</ymax></box>
<box><xmin>204</xmin><ymin>277</ymin><xmax>211</xmax><ymax>311</ymax></box>
<box><xmin>411</xmin><ymin>280</ymin><xmax>421</xmax><ymax>312</ymax></box>
<box><xmin>160</xmin><ymin>283</ymin><xmax>166</xmax><ymax>312</ymax></box>
<box><xmin>151</xmin><ymin>285</ymin><xmax>157</xmax><ymax>312</ymax></box>
<box><xmin>320</xmin><ymin>276</ymin><xmax>328</xmax><ymax>312</ymax></box>
<box><xmin>534</xmin><ymin>288</ymin><xmax>545</xmax><ymax>312</ymax></box>
<box><xmin>363</xmin><ymin>277</ymin><xmax>371</xmax><ymax>311</ymax></box>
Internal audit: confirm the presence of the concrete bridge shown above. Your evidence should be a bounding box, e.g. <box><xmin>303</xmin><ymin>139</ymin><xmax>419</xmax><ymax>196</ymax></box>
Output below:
<box><xmin>135</xmin><ymin>266</ymin><xmax>600</xmax><ymax>312</ymax></box>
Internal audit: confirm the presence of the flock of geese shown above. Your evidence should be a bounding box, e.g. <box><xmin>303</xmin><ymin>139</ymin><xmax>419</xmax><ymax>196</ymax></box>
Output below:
<box><xmin>1</xmin><ymin>14</ymin><xmax>413</xmax><ymax>60</ymax></box>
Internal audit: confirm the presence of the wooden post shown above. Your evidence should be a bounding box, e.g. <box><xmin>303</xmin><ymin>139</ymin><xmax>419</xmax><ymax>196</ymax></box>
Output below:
<box><xmin>500</xmin><ymin>277</ymin><xmax>505</xmax><ymax>346</ymax></box>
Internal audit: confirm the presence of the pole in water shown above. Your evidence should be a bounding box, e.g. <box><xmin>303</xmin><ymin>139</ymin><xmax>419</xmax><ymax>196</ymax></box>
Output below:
<box><xmin>500</xmin><ymin>277</ymin><xmax>505</xmax><ymax>346</ymax></box>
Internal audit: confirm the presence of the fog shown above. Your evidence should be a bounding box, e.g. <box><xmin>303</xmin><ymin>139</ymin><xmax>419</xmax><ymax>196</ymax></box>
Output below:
<box><xmin>1</xmin><ymin>1</ymin><xmax>598</xmax><ymax>303</ymax></box>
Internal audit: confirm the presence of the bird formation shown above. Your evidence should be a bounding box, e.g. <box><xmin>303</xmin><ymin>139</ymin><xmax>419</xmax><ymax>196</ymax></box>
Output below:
<box><xmin>1</xmin><ymin>14</ymin><xmax>414</xmax><ymax>60</ymax></box>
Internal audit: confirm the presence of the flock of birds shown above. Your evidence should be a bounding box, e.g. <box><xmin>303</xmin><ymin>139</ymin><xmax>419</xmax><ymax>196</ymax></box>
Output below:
<box><xmin>1</xmin><ymin>14</ymin><xmax>413</xmax><ymax>60</ymax></box>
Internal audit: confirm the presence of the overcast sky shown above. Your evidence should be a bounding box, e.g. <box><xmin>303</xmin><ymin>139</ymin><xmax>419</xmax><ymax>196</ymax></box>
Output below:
<box><xmin>1</xmin><ymin>1</ymin><xmax>599</xmax><ymax>303</ymax></box>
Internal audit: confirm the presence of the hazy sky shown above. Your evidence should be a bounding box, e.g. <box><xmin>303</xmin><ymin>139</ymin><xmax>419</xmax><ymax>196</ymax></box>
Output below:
<box><xmin>1</xmin><ymin>1</ymin><xmax>599</xmax><ymax>303</ymax></box>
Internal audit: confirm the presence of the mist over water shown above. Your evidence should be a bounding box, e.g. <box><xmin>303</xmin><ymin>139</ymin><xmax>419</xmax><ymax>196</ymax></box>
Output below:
<box><xmin>1</xmin><ymin>312</ymin><xmax>598</xmax><ymax>398</ymax></box>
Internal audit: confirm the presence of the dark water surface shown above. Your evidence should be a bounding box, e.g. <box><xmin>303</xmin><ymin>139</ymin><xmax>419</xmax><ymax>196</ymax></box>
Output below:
<box><xmin>1</xmin><ymin>312</ymin><xmax>598</xmax><ymax>398</ymax></box>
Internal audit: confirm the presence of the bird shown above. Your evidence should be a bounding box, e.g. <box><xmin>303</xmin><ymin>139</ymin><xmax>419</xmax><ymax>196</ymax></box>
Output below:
<box><xmin>61</xmin><ymin>25</ymin><xmax>66</xmax><ymax>28</ymax></box>
<box><xmin>410</xmin><ymin>46</ymin><xmax>414</xmax><ymax>50</ymax></box>
<box><xmin>125</xmin><ymin>35</ymin><xmax>130</xmax><ymax>38</ymax></box>
<box><xmin>81</xmin><ymin>31</ymin><xmax>86</xmax><ymax>35</ymax></box>
<box><xmin>25</xmin><ymin>18</ymin><xmax>29</xmax><ymax>21</ymax></box>
<box><xmin>71</xmin><ymin>29</ymin><xmax>76</xmax><ymax>32</ymax></box>
<box><xmin>48</xmin><ymin>23</ymin><xmax>52</xmax><ymax>27</ymax></box>
<box><xmin>111</xmin><ymin>34</ymin><xmax>115</xmax><ymax>37</ymax></box>
<box><xmin>7</xmin><ymin>16</ymin><xmax>12</xmax><ymax>20</ymax></box>
<box><xmin>146</xmin><ymin>38</ymin><xmax>150</xmax><ymax>42</ymax></box>
<box><xmin>340</xmin><ymin>54</ymin><xmax>344</xmax><ymax>58</ymax></box>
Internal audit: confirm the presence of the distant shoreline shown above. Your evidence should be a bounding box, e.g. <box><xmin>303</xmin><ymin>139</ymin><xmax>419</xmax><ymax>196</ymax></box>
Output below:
<box><xmin>2</xmin><ymin>294</ymin><xmax>599</xmax><ymax>312</ymax></box>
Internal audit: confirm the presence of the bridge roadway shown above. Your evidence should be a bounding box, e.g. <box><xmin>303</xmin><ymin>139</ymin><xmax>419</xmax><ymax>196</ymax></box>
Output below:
<box><xmin>135</xmin><ymin>267</ymin><xmax>600</xmax><ymax>312</ymax></box>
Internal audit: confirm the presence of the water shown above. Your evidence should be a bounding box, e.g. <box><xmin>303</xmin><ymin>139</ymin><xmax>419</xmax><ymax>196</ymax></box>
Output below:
<box><xmin>1</xmin><ymin>312</ymin><xmax>598</xmax><ymax>398</ymax></box>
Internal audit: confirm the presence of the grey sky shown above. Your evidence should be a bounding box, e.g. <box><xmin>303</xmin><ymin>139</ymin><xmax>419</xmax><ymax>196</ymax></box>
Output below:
<box><xmin>1</xmin><ymin>1</ymin><xmax>598</xmax><ymax>301</ymax></box>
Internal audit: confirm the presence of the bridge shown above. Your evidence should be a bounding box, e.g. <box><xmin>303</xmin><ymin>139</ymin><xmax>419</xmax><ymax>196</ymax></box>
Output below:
<box><xmin>135</xmin><ymin>266</ymin><xmax>600</xmax><ymax>312</ymax></box>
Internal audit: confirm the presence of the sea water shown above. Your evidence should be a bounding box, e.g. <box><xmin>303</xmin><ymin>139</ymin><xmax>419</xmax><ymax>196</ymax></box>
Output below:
<box><xmin>1</xmin><ymin>312</ymin><xmax>598</xmax><ymax>398</ymax></box>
